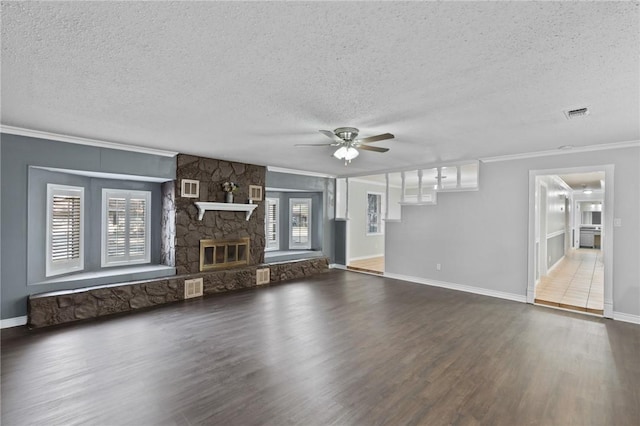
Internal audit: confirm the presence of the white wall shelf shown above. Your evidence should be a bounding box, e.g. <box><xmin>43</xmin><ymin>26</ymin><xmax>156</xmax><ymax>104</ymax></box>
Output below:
<box><xmin>194</xmin><ymin>202</ymin><xmax>257</xmax><ymax>221</ymax></box>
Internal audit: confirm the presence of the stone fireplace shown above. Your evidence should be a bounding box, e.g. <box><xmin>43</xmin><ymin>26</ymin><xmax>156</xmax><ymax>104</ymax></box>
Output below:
<box><xmin>200</xmin><ymin>238</ymin><xmax>250</xmax><ymax>271</ymax></box>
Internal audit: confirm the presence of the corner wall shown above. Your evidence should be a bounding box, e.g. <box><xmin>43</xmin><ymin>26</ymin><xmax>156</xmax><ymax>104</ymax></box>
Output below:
<box><xmin>265</xmin><ymin>170</ymin><xmax>335</xmax><ymax>262</ymax></box>
<box><xmin>385</xmin><ymin>146</ymin><xmax>640</xmax><ymax>317</ymax></box>
<box><xmin>0</xmin><ymin>134</ymin><xmax>176</xmax><ymax>320</ymax></box>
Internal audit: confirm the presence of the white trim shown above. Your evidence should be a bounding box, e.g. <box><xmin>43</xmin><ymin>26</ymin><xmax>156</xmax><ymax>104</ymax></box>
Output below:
<box><xmin>384</xmin><ymin>272</ymin><xmax>527</xmax><ymax>303</ymax></box>
<box><xmin>481</xmin><ymin>140</ymin><xmax>640</xmax><ymax>163</ymax></box>
<box><xmin>547</xmin><ymin>254</ymin><xmax>565</xmax><ymax>274</ymax></box>
<box><xmin>613</xmin><ymin>312</ymin><xmax>640</xmax><ymax>325</ymax></box>
<box><xmin>546</xmin><ymin>229</ymin><xmax>565</xmax><ymax>239</ymax></box>
<box><xmin>329</xmin><ymin>264</ymin><xmax>348</xmax><ymax>270</ymax></box>
<box><xmin>527</xmin><ymin>164</ymin><xmax>614</xmax><ymax>318</ymax></box>
<box><xmin>1</xmin><ymin>316</ymin><xmax>28</xmax><ymax>329</ymax></box>
<box><xmin>32</xmin><ymin>166</ymin><xmax>172</xmax><ymax>183</ymax></box>
<box><xmin>181</xmin><ymin>179</ymin><xmax>200</xmax><ymax>198</ymax></box>
<box><xmin>348</xmin><ymin>254</ymin><xmax>384</xmax><ymax>262</ymax></box>
<box><xmin>399</xmin><ymin>201</ymin><xmax>437</xmax><ymax>206</ymax></box>
<box><xmin>348</xmin><ymin>177</ymin><xmax>402</xmax><ymax>189</ymax></box>
<box><xmin>267</xmin><ymin>166</ymin><xmax>335</xmax><ymax>179</ymax></box>
<box><xmin>265</xmin><ymin>187</ymin><xmax>312</xmax><ymax>193</ymax></box>
<box><xmin>1</xmin><ymin>125</ymin><xmax>178</xmax><ymax>157</ymax></box>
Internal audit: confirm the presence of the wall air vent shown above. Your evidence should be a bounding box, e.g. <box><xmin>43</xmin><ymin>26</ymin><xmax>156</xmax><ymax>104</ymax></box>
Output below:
<box><xmin>184</xmin><ymin>278</ymin><xmax>203</xmax><ymax>299</ymax></box>
<box><xmin>256</xmin><ymin>268</ymin><xmax>270</xmax><ymax>285</ymax></box>
<box><xmin>564</xmin><ymin>107</ymin><xmax>590</xmax><ymax>120</ymax></box>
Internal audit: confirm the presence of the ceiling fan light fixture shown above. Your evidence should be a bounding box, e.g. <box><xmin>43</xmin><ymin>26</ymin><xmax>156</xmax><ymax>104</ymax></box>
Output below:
<box><xmin>344</xmin><ymin>147</ymin><xmax>359</xmax><ymax>161</ymax></box>
<box><xmin>333</xmin><ymin>146</ymin><xmax>347</xmax><ymax>159</ymax></box>
<box><xmin>333</xmin><ymin>146</ymin><xmax>359</xmax><ymax>163</ymax></box>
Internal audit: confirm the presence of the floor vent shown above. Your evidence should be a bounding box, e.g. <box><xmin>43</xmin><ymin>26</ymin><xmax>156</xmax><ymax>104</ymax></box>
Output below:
<box><xmin>184</xmin><ymin>278</ymin><xmax>204</xmax><ymax>299</ymax></box>
<box><xmin>256</xmin><ymin>268</ymin><xmax>270</xmax><ymax>285</ymax></box>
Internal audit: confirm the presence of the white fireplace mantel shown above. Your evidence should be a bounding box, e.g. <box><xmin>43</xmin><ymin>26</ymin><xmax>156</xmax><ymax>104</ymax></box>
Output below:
<box><xmin>194</xmin><ymin>202</ymin><xmax>258</xmax><ymax>221</ymax></box>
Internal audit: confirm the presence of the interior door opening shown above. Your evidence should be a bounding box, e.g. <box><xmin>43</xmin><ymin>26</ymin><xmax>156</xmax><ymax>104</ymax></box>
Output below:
<box><xmin>528</xmin><ymin>167</ymin><xmax>613</xmax><ymax>317</ymax></box>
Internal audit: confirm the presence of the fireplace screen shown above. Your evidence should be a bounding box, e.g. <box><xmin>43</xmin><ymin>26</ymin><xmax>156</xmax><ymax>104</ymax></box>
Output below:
<box><xmin>200</xmin><ymin>238</ymin><xmax>250</xmax><ymax>271</ymax></box>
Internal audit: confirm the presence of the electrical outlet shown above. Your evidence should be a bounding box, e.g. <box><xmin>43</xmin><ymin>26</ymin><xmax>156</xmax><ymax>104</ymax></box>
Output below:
<box><xmin>436</xmin><ymin>263</ymin><xmax>441</xmax><ymax>271</ymax></box>
<box><xmin>614</xmin><ymin>218</ymin><xmax>622</xmax><ymax>227</ymax></box>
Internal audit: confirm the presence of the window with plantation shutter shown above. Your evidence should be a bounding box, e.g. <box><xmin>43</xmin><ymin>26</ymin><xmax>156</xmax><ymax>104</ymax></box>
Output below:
<box><xmin>265</xmin><ymin>198</ymin><xmax>279</xmax><ymax>250</ymax></box>
<box><xmin>46</xmin><ymin>184</ymin><xmax>84</xmax><ymax>277</ymax></box>
<box><xmin>102</xmin><ymin>189</ymin><xmax>151</xmax><ymax>267</ymax></box>
<box><xmin>289</xmin><ymin>198</ymin><xmax>311</xmax><ymax>249</ymax></box>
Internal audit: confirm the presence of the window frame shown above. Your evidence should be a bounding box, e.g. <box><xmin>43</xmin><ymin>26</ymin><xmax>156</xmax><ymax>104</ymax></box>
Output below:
<box><xmin>265</xmin><ymin>197</ymin><xmax>280</xmax><ymax>251</ymax></box>
<box><xmin>46</xmin><ymin>184</ymin><xmax>85</xmax><ymax>277</ymax></box>
<box><xmin>101</xmin><ymin>189</ymin><xmax>152</xmax><ymax>267</ymax></box>
<box><xmin>366</xmin><ymin>192</ymin><xmax>384</xmax><ymax>236</ymax></box>
<box><xmin>289</xmin><ymin>198</ymin><xmax>312</xmax><ymax>250</ymax></box>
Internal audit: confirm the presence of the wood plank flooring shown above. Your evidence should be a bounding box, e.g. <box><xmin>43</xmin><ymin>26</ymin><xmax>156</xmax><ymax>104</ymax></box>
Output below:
<box><xmin>348</xmin><ymin>256</ymin><xmax>384</xmax><ymax>274</ymax></box>
<box><xmin>535</xmin><ymin>249</ymin><xmax>604</xmax><ymax>314</ymax></box>
<box><xmin>2</xmin><ymin>270</ymin><xmax>639</xmax><ymax>425</ymax></box>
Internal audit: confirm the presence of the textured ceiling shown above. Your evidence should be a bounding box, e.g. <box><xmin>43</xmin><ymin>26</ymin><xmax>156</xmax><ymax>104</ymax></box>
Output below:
<box><xmin>2</xmin><ymin>1</ymin><xmax>638</xmax><ymax>176</ymax></box>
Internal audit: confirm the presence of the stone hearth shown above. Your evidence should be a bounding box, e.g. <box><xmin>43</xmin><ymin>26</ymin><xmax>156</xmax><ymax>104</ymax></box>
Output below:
<box><xmin>28</xmin><ymin>257</ymin><xmax>329</xmax><ymax>328</ymax></box>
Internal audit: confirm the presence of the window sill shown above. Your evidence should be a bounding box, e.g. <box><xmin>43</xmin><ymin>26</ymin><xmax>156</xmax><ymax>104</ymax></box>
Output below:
<box><xmin>366</xmin><ymin>233</ymin><xmax>384</xmax><ymax>237</ymax></box>
<box><xmin>32</xmin><ymin>265</ymin><xmax>175</xmax><ymax>287</ymax></box>
<box><xmin>265</xmin><ymin>250</ymin><xmax>324</xmax><ymax>263</ymax></box>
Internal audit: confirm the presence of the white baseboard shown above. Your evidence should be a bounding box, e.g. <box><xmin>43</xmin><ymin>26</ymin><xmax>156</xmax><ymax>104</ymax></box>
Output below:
<box><xmin>329</xmin><ymin>264</ymin><xmax>348</xmax><ymax>270</ymax></box>
<box><xmin>547</xmin><ymin>255</ymin><xmax>565</xmax><ymax>274</ymax></box>
<box><xmin>1</xmin><ymin>316</ymin><xmax>27</xmax><ymax>329</ymax></box>
<box><xmin>348</xmin><ymin>254</ymin><xmax>384</xmax><ymax>262</ymax></box>
<box><xmin>613</xmin><ymin>311</ymin><xmax>640</xmax><ymax>325</ymax></box>
<box><xmin>384</xmin><ymin>272</ymin><xmax>527</xmax><ymax>303</ymax></box>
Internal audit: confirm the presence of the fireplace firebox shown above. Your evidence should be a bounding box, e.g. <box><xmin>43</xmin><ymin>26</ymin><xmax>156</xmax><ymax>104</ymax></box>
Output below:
<box><xmin>199</xmin><ymin>238</ymin><xmax>250</xmax><ymax>271</ymax></box>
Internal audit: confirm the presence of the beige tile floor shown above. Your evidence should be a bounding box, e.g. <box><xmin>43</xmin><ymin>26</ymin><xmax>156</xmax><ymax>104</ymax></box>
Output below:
<box><xmin>535</xmin><ymin>248</ymin><xmax>604</xmax><ymax>314</ymax></box>
<box><xmin>348</xmin><ymin>256</ymin><xmax>384</xmax><ymax>274</ymax></box>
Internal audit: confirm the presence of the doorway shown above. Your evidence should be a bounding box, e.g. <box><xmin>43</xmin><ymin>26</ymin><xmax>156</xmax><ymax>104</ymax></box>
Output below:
<box><xmin>527</xmin><ymin>165</ymin><xmax>614</xmax><ymax>318</ymax></box>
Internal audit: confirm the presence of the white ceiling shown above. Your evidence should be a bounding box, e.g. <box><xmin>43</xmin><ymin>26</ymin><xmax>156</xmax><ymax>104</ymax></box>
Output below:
<box><xmin>558</xmin><ymin>172</ymin><xmax>605</xmax><ymax>191</ymax></box>
<box><xmin>1</xmin><ymin>2</ymin><xmax>638</xmax><ymax>177</ymax></box>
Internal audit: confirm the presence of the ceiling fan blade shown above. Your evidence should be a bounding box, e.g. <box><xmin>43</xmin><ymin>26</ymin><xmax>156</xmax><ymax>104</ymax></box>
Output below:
<box><xmin>357</xmin><ymin>133</ymin><xmax>395</xmax><ymax>144</ymax></box>
<box><xmin>319</xmin><ymin>130</ymin><xmax>344</xmax><ymax>143</ymax></box>
<box><xmin>358</xmin><ymin>145</ymin><xmax>389</xmax><ymax>153</ymax></box>
<box><xmin>294</xmin><ymin>143</ymin><xmax>338</xmax><ymax>147</ymax></box>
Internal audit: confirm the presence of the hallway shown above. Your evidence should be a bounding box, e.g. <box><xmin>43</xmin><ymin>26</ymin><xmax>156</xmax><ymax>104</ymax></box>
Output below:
<box><xmin>535</xmin><ymin>249</ymin><xmax>604</xmax><ymax>314</ymax></box>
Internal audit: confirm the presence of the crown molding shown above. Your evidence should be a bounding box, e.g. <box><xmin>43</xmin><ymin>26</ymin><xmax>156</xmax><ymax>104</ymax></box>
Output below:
<box><xmin>480</xmin><ymin>140</ymin><xmax>640</xmax><ymax>163</ymax></box>
<box><xmin>0</xmin><ymin>125</ymin><xmax>178</xmax><ymax>157</ymax></box>
<box><xmin>267</xmin><ymin>166</ymin><xmax>335</xmax><ymax>179</ymax></box>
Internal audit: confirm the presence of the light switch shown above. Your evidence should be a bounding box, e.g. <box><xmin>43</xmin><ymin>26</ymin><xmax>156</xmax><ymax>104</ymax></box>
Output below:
<box><xmin>614</xmin><ymin>218</ymin><xmax>622</xmax><ymax>227</ymax></box>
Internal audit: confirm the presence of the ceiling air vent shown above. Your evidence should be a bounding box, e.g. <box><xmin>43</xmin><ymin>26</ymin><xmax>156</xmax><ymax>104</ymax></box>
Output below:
<box><xmin>564</xmin><ymin>107</ymin><xmax>590</xmax><ymax>120</ymax></box>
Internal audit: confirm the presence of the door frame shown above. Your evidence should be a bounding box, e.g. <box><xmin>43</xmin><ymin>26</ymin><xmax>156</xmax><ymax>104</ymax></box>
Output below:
<box><xmin>527</xmin><ymin>165</ymin><xmax>614</xmax><ymax>318</ymax></box>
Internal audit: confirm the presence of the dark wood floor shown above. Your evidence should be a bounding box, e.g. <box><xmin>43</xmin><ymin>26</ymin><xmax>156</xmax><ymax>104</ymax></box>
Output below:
<box><xmin>2</xmin><ymin>270</ymin><xmax>639</xmax><ymax>426</ymax></box>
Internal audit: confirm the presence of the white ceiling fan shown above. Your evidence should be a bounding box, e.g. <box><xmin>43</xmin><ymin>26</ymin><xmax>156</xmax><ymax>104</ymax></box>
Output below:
<box><xmin>295</xmin><ymin>127</ymin><xmax>395</xmax><ymax>165</ymax></box>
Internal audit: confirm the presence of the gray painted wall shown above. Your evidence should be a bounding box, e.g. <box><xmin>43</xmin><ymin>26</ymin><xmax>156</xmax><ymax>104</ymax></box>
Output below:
<box><xmin>547</xmin><ymin>233</ymin><xmax>565</xmax><ymax>269</ymax></box>
<box><xmin>265</xmin><ymin>191</ymin><xmax>323</xmax><ymax>251</ymax></box>
<box><xmin>334</xmin><ymin>220</ymin><xmax>347</xmax><ymax>265</ymax></box>
<box><xmin>27</xmin><ymin>168</ymin><xmax>163</xmax><ymax>285</ymax></box>
<box><xmin>265</xmin><ymin>171</ymin><xmax>335</xmax><ymax>262</ymax></box>
<box><xmin>1</xmin><ymin>133</ymin><xmax>176</xmax><ymax>320</ymax></box>
<box><xmin>386</xmin><ymin>147</ymin><xmax>640</xmax><ymax>317</ymax></box>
